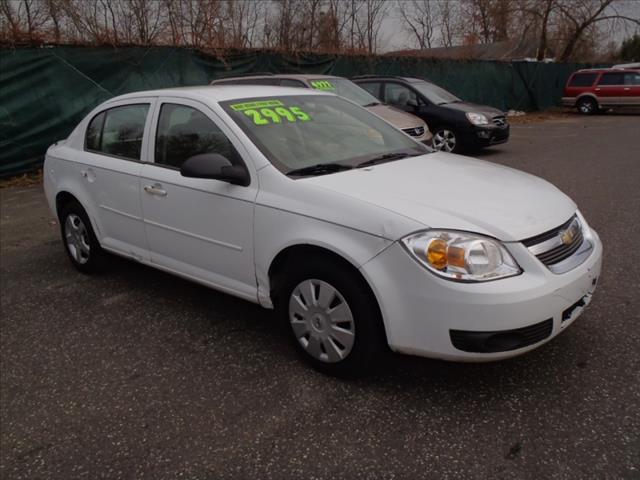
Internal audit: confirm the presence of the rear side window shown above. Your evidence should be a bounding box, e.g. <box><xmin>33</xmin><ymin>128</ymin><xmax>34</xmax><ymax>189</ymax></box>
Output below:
<box><xmin>85</xmin><ymin>104</ymin><xmax>149</xmax><ymax>160</ymax></box>
<box><xmin>154</xmin><ymin>103</ymin><xmax>241</xmax><ymax>169</ymax></box>
<box><xmin>359</xmin><ymin>82</ymin><xmax>382</xmax><ymax>98</ymax></box>
<box><xmin>598</xmin><ymin>72</ymin><xmax>625</xmax><ymax>85</ymax></box>
<box><xmin>385</xmin><ymin>83</ymin><xmax>421</xmax><ymax>107</ymax></box>
<box><xmin>568</xmin><ymin>73</ymin><xmax>597</xmax><ymax>87</ymax></box>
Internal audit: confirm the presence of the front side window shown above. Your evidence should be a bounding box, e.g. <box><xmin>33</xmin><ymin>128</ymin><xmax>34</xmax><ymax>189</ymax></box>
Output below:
<box><xmin>85</xmin><ymin>104</ymin><xmax>149</xmax><ymax>160</ymax></box>
<box><xmin>155</xmin><ymin>103</ymin><xmax>240</xmax><ymax>169</ymax></box>
<box><xmin>221</xmin><ymin>95</ymin><xmax>428</xmax><ymax>175</ymax></box>
<box><xmin>598</xmin><ymin>72</ymin><xmax>625</xmax><ymax>86</ymax></box>
<box><xmin>625</xmin><ymin>73</ymin><xmax>640</xmax><ymax>85</ymax></box>
<box><xmin>569</xmin><ymin>73</ymin><xmax>597</xmax><ymax>87</ymax></box>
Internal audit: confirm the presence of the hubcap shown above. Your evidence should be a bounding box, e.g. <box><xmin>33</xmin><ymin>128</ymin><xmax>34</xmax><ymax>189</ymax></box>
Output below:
<box><xmin>580</xmin><ymin>101</ymin><xmax>593</xmax><ymax>113</ymax></box>
<box><xmin>433</xmin><ymin>129</ymin><xmax>456</xmax><ymax>152</ymax></box>
<box><xmin>288</xmin><ymin>279</ymin><xmax>355</xmax><ymax>363</ymax></box>
<box><xmin>64</xmin><ymin>214</ymin><xmax>90</xmax><ymax>264</ymax></box>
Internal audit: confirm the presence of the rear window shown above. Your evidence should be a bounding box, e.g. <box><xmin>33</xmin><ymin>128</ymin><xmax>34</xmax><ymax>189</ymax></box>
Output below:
<box><xmin>569</xmin><ymin>73</ymin><xmax>597</xmax><ymax>87</ymax></box>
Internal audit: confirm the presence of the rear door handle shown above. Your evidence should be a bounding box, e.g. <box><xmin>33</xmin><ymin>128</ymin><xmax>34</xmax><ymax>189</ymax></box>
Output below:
<box><xmin>624</xmin><ymin>87</ymin><xmax>630</xmax><ymax>91</ymax></box>
<box><xmin>144</xmin><ymin>183</ymin><xmax>167</xmax><ymax>197</ymax></box>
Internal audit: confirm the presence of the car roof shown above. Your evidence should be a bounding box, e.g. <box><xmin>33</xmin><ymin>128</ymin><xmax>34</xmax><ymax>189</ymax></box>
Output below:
<box><xmin>352</xmin><ymin>75</ymin><xmax>426</xmax><ymax>83</ymax></box>
<box><xmin>574</xmin><ymin>67</ymin><xmax>640</xmax><ymax>73</ymax></box>
<box><xmin>102</xmin><ymin>85</ymin><xmax>332</xmax><ymax>104</ymax></box>
<box><xmin>211</xmin><ymin>74</ymin><xmax>342</xmax><ymax>83</ymax></box>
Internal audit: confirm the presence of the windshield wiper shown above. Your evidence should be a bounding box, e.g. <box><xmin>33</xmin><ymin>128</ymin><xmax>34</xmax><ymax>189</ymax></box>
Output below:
<box><xmin>287</xmin><ymin>163</ymin><xmax>353</xmax><ymax>177</ymax></box>
<box><xmin>356</xmin><ymin>152</ymin><xmax>415</xmax><ymax>168</ymax></box>
<box><xmin>363</xmin><ymin>102</ymin><xmax>381</xmax><ymax>107</ymax></box>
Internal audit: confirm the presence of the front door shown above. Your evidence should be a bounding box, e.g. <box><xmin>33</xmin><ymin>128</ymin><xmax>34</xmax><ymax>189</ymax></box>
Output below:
<box><xmin>140</xmin><ymin>98</ymin><xmax>258</xmax><ymax>301</ymax></box>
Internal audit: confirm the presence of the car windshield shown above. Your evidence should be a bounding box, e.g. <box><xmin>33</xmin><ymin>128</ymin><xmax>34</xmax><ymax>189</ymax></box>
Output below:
<box><xmin>413</xmin><ymin>82</ymin><xmax>461</xmax><ymax>105</ymax></box>
<box><xmin>308</xmin><ymin>78</ymin><xmax>381</xmax><ymax>107</ymax></box>
<box><xmin>221</xmin><ymin>95</ymin><xmax>429</xmax><ymax>176</ymax></box>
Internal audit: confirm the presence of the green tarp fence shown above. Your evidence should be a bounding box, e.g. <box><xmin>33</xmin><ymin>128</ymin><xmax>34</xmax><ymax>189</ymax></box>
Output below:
<box><xmin>0</xmin><ymin>46</ymin><xmax>605</xmax><ymax>177</ymax></box>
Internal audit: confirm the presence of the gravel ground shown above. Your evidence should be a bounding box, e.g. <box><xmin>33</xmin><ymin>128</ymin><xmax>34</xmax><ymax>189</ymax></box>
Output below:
<box><xmin>1</xmin><ymin>112</ymin><xmax>639</xmax><ymax>479</ymax></box>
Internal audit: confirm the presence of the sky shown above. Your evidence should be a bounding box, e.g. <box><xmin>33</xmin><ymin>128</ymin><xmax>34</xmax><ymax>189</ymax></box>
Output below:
<box><xmin>377</xmin><ymin>0</ymin><xmax>640</xmax><ymax>53</ymax></box>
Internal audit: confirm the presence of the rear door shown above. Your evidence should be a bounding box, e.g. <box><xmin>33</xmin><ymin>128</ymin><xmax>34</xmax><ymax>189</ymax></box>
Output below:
<box><xmin>79</xmin><ymin>100</ymin><xmax>154</xmax><ymax>261</ymax></box>
<box><xmin>382</xmin><ymin>81</ymin><xmax>444</xmax><ymax>126</ymax></box>
<box><xmin>139</xmin><ymin>97</ymin><xmax>258</xmax><ymax>301</ymax></box>
<box><xmin>595</xmin><ymin>72</ymin><xmax>627</xmax><ymax>106</ymax></box>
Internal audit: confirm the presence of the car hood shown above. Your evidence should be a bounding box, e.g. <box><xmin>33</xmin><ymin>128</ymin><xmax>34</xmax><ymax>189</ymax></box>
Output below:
<box><xmin>301</xmin><ymin>153</ymin><xmax>576</xmax><ymax>242</ymax></box>
<box><xmin>367</xmin><ymin>104</ymin><xmax>427</xmax><ymax>130</ymax></box>
<box><xmin>441</xmin><ymin>101</ymin><xmax>504</xmax><ymax>118</ymax></box>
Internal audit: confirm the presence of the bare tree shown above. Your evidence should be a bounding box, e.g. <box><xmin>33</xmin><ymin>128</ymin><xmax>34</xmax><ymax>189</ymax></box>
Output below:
<box><xmin>556</xmin><ymin>0</ymin><xmax>640</xmax><ymax>61</ymax></box>
<box><xmin>353</xmin><ymin>0</ymin><xmax>387</xmax><ymax>53</ymax></box>
<box><xmin>397</xmin><ymin>0</ymin><xmax>437</xmax><ymax>49</ymax></box>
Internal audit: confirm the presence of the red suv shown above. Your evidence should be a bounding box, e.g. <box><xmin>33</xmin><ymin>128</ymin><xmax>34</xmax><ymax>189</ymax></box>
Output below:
<box><xmin>562</xmin><ymin>68</ymin><xmax>640</xmax><ymax>114</ymax></box>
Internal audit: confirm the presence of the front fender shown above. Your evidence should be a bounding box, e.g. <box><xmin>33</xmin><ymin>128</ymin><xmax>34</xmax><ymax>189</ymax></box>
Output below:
<box><xmin>253</xmin><ymin>203</ymin><xmax>392</xmax><ymax>308</ymax></box>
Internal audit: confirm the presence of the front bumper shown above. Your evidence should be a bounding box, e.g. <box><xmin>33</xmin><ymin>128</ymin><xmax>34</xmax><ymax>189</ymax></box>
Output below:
<box><xmin>467</xmin><ymin>124</ymin><xmax>510</xmax><ymax>147</ymax></box>
<box><xmin>360</xmin><ymin>228</ymin><xmax>602</xmax><ymax>361</ymax></box>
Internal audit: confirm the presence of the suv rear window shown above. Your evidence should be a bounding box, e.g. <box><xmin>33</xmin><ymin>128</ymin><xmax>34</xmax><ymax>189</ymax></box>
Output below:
<box><xmin>569</xmin><ymin>73</ymin><xmax>597</xmax><ymax>87</ymax></box>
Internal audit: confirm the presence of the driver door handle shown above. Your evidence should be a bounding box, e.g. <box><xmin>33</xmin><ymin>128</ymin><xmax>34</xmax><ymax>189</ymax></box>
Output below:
<box><xmin>144</xmin><ymin>184</ymin><xmax>167</xmax><ymax>197</ymax></box>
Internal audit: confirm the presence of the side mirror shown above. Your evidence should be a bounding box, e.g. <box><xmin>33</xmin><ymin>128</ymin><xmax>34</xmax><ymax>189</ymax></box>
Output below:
<box><xmin>180</xmin><ymin>153</ymin><xmax>249</xmax><ymax>186</ymax></box>
<box><xmin>407</xmin><ymin>99</ymin><xmax>420</xmax><ymax>110</ymax></box>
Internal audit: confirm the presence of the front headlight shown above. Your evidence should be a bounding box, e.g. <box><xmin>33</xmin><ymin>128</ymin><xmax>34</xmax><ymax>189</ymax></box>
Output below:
<box><xmin>466</xmin><ymin>112</ymin><xmax>490</xmax><ymax>125</ymax></box>
<box><xmin>402</xmin><ymin>230</ymin><xmax>522</xmax><ymax>282</ymax></box>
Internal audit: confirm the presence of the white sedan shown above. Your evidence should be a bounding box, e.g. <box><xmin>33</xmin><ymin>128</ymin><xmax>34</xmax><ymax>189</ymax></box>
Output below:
<box><xmin>43</xmin><ymin>86</ymin><xmax>602</xmax><ymax>377</ymax></box>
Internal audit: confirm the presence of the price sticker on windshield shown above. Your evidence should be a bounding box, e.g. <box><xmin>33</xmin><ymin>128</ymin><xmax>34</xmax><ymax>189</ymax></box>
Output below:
<box><xmin>310</xmin><ymin>80</ymin><xmax>335</xmax><ymax>91</ymax></box>
<box><xmin>230</xmin><ymin>100</ymin><xmax>311</xmax><ymax>126</ymax></box>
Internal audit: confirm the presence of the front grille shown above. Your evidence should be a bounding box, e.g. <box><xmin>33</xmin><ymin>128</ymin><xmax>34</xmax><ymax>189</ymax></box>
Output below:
<box><xmin>450</xmin><ymin>318</ymin><xmax>553</xmax><ymax>353</ymax></box>
<box><xmin>402</xmin><ymin>126</ymin><xmax>425</xmax><ymax>137</ymax></box>
<box><xmin>523</xmin><ymin>215</ymin><xmax>584</xmax><ymax>267</ymax></box>
<box><xmin>492</xmin><ymin>115</ymin><xmax>507</xmax><ymax>127</ymax></box>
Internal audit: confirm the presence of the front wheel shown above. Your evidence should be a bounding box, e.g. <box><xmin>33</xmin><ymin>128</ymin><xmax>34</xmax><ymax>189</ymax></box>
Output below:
<box><xmin>432</xmin><ymin>127</ymin><xmax>459</xmax><ymax>153</ymax></box>
<box><xmin>278</xmin><ymin>258</ymin><xmax>385</xmax><ymax>377</ymax></box>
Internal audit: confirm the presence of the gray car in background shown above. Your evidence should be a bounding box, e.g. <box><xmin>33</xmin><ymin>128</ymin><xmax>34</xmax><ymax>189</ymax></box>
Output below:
<box><xmin>211</xmin><ymin>74</ymin><xmax>432</xmax><ymax>144</ymax></box>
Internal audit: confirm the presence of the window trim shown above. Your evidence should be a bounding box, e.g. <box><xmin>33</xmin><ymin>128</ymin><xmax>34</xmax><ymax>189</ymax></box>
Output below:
<box><xmin>83</xmin><ymin>102</ymin><xmax>151</xmax><ymax>162</ymax></box>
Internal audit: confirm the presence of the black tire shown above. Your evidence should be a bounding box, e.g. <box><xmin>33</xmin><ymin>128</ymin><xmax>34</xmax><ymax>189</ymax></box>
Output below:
<box><xmin>59</xmin><ymin>200</ymin><xmax>106</xmax><ymax>273</ymax></box>
<box><xmin>432</xmin><ymin>126</ymin><xmax>460</xmax><ymax>153</ymax></box>
<box><xmin>276</xmin><ymin>256</ymin><xmax>386</xmax><ymax>378</ymax></box>
<box><xmin>577</xmin><ymin>97</ymin><xmax>598</xmax><ymax>115</ymax></box>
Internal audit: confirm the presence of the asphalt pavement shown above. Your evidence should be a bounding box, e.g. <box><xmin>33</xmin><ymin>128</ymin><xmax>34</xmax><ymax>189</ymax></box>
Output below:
<box><xmin>1</xmin><ymin>113</ymin><xmax>639</xmax><ymax>479</ymax></box>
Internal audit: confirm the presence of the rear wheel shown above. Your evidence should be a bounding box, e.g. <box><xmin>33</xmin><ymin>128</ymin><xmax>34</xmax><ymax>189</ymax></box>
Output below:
<box><xmin>277</xmin><ymin>257</ymin><xmax>385</xmax><ymax>377</ymax></box>
<box><xmin>59</xmin><ymin>201</ymin><xmax>106</xmax><ymax>273</ymax></box>
<box><xmin>577</xmin><ymin>97</ymin><xmax>598</xmax><ymax>115</ymax></box>
<box><xmin>432</xmin><ymin>126</ymin><xmax>459</xmax><ymax>153</ymax></box>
